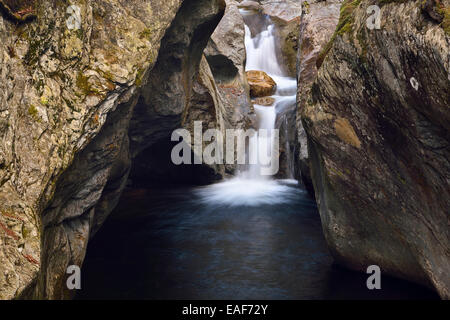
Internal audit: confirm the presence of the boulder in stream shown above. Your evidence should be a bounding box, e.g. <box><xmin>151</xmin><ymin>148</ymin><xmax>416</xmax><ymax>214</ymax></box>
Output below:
<box><xmin>246</xmin><ymin>70</ymin><xmax>277</xmax><ymax>97</ymax></box>
<box><xmin>252</xmin><ymin>97</ymin><xmax>275</xmax><ymax>106</ymax></box>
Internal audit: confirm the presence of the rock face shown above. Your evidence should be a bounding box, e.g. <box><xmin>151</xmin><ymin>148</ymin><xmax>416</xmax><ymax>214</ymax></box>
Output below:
<box><xmin>274</xmin><ymin>16</ymin><xmax>301</xmax><ymax>77</ymax></box>
<box><xmin>246</xmin><ymin>70</ymin><xmax>277</xmax><ymax>97</ymax></box>
<box><xmin>262</xmin><ymin>0</ymin><xmax>302</xmax><ymax>77</ymax></box>
<box><xmin>295</xmin><ymin>0</ymin><xmax>342</xmax><ymax>194</ymax></box>
<box><xmin>204</xmin><ymin>0</ymin><xmax>255</xmax><ymax>174</ymax></box>
<box><xmin>300</xmin><ymin>0</ymin><xmax>450</xmax><ymax>298</ymax></box>
<box><xmin>0</xmin><ymin>0</ymin><xmax>226</xmax><ymax>299</ymax></box>
<box><xmin>128</xmin><ymin>0</ymin><xmax>227</xmax><ymax>187</ymax></box>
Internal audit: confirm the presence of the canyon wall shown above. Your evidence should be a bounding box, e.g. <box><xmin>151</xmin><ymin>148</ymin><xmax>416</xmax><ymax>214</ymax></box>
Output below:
<box><xmin>0</xmin><ymin>0</ymin><xmax>233</xmax><ymax>299</ymax></box>
<box><xmin>298</xmin><ymin>0</ymin><xmax>449</xmax><ymax>298</ymax></box>
<box><xmin>295</xmin><ymin>0</ymin><xmax>343</xmax><ymax>194</ymax></box>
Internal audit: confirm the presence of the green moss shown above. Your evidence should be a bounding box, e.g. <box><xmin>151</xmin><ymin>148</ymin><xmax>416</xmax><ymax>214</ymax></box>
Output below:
<box><xmin>329</xmin><ymin>166</ymin><xmax>345</xmax><ymax>178</ymax></box>
<box><xmin>76</xmin><ymin>72</ymin><xmax>89</xmax><ymax>91</ymax></box>
<box><xmin>336</xmin><ymin>0</ymin><xmax>362</xmax><ymax>36</ymax></box>
<box><xmin>420</xmin><ymin>0</ymin><xmax>449</xmax><ymax>35</ymax></box>
<box><xmin>302</xmin><ymin>1</ymin><xmax>310</xmax><ymax>14</ymax></box>
<box><xmin>40</xmin><ymin>96</ymin><xmax>48</xmax><ymax>106</ymax></box>
<box><xmin>440</xmin><ymin>6</ymin><xmax>450</xmax><ymax>34</ymax></box>
<box><xmin>76</xmin><ymin>28</ymin><xmax>84</xmax><ymax>40</ymax></box>
<box><xmin>135</xmin><ymin>68</ymin><xmax>146</xmax><ymax>87</ymax></box>
<box><xmin>316</xmin><ymin>0</ymin><xmax>361</xmax><ymax>68</ymax></box>
<box><xmin>23</xmin><ymin>20</ymin><xmax>55</xmax><ymax>65</ymax></box>
<box><xmin>316</xmin><ymin>40</ymin><xmax>334</xmax><ymax>69</ymax></box>
<box><xmin>76</xmin><ymin>71</ymin><xmax>102</xmax><ymax>96</ymax></box>
<box><xmin>139</xmin><ymin>28</ymin><xmax>152</xmax><ymax>39</ymax></box>
<box><xmin>22</xmin><ymin>225</ymin><xmax>30</xmax><ymax>239</ymax></box>
<box><xmin>28</xmin><ymin>104</ymin><xmax>38</xmax><ymax>117</ymax></box>
<box><xmin>24</xmin><ymin>38</ymin><xmax>40</xmax><ymax>65</ymax></box>
<box><xmin>33</xmin><ymin>78</ymin><xmax>44</xmax><ymax>94</ymax></box>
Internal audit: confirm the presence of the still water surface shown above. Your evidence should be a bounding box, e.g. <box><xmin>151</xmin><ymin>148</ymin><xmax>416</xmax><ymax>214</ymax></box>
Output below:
<box><xmin>77</xmin><ymin>181</ymin><xmax>438</xmax><ymax>300</ymax></box>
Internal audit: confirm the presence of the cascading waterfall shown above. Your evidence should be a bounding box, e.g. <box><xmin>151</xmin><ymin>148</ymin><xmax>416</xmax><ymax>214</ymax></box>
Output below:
<box><xmin>243</xmin><ymin>14</ymin><xmax>297</xmax><ymax>180</ymax></box>
<box><xmin>196</xmin><ymin>10</ymin><xmax>299</xmax><ymax>206</ymax></box>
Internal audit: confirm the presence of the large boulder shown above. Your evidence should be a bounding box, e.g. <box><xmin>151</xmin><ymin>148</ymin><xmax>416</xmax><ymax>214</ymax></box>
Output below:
<box><xmin>204</xmin><ymin>0</ymin><xmax>255</xmax><ymax>129</ymax></box>
<box><xmin>0</xmin><ymin>0</ymin><xmax>225</xmax><ymax>299</ymax></box>
<box><xmin>301</xmin><ymin>0</ymin><xmax>450</xmax><ymax>298</ymax></box>
<box><xmin>246</xmin><ymin>70</ymin><xmax>277</xmax><ymax>97</ymax></box>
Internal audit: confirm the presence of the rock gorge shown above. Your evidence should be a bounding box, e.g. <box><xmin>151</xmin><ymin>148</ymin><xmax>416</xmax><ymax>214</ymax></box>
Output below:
<box><xmin>0</xmin><ymin>0</ymin><xmax>448</xmax><ymax>299</ymax></box>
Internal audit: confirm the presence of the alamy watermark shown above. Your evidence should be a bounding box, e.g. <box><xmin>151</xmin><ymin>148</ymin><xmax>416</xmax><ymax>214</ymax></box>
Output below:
<box><xmin>66</xmin><ymin>265</ymin><xmax>81</xmax><ymax>290</ymax></box>
<box><xmin>171</xmin><ymin>121</ymin><xmax>280</xmax><ymax>176</ymax></box>
<box><xmin>366</xmin><ymin>5</ymin><xmax>381</xmax><ymax>30</ymax></box>
<box><xmin>66</xmin><ymin>5</ymin><xmax>81</xmax><ymax>31</ymax></box>
<box><xmin>366</xmin><ymin>265</ymin><xmax>381</xmax><ymax>290</ymax></box>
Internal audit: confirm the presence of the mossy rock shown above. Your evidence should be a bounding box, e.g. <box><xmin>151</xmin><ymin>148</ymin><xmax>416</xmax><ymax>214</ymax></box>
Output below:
<box><xmin>443</xmin><ymin>6</ymin><xmax>450</xmax><ymax>34</ymax></box>
<box><xmin>420</xmin><ymin>0</ymin><xmax>450</xmax><ymax>35</ymax></box>
<box><xmin>28</xmin><ymin>105</ymin><xmax>38</xmax><ymax>117</ymax></box>
<box><xmin>316</xmin><ymin>0</ymin><xmax>362</xmax><ymax>68</ymax></box>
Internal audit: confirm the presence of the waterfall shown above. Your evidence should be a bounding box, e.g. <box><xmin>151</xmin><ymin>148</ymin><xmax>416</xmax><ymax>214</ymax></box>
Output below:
<box><xmin>196</xmin><ymin>10</ymin><xmax>298</xmax><ymax>206</ymax></box>
<box><xmin>242</xmin><ymin>10</ymin><xmax>297</xmax><ymax>180</ymax></box>
<box><xmin>244</xmin><ymin>23</ymin><xmax>284</xmax><ymax>76</ymax></box>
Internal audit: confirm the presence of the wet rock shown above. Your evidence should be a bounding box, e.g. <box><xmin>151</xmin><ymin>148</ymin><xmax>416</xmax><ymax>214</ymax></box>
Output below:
<box><xmin>275</xmin><ymin>16</ymin><xmax>301</xmax><ymax>77</ymax></box>
<box><xmin>237</xmin><ymin>0</ymin><xmax>262</xmax><ymax>12</ymax></box>
<box><xmin>301</xmin><ymin>0</ymin><xmax>450</xmax><ymax>298</ymax></box>
<box><xmin>246</xmin><ymin>70</ymin><xmax>277</xmax><ymax>97</ymax></box>
<box><xmin>260</xmin><ymin>0</ymin><xmax>302</xmax><ymax>21</ymax></box>
<box><xmin>252</xmin><ymin>97</ymin><xmax>275</xmax><ymax>106</ymax></box>
<box><xmin>295</xmin><ymin>0</ymin><xmax>342</xmax><ymax>196</ymax></box>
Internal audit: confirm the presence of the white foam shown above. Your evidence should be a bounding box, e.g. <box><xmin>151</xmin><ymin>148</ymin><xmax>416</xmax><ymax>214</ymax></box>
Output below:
<box><xmin>195</xmin><ymin>178</ymin><xmax>301</xmax><ymax>207</ymax></box>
